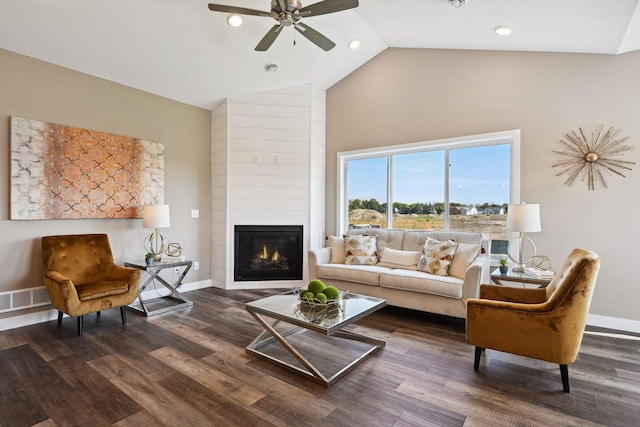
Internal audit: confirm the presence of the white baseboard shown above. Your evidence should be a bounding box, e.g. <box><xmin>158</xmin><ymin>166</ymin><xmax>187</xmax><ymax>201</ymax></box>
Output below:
<box><xmin>0</xmin><ymin>279</ymin><xmax>213</xmax><ymax>332</ymax></box>
<box><xmin>587</xmin><ymin>314</ymin><xmax>640</xmax><ymax>334</ymax></box>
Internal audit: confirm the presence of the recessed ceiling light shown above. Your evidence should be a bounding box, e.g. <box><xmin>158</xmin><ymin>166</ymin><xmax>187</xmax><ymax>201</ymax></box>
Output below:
<box><xmin>448</xmin><ymin>0</ymin><xmax>466</xmax><ymax>7</ymax></box>
<box><xmin>264</xmin><ymin>63</ymin><xmax>278</xmax><ymax>73</ymax></box>
<box><xmin>495</xmin><ymin>25</ymin><xmax>512</xmax><ymax>36</ymax></box>
<box><xmin>226</xmin><ymin>14</ymin><xmax>243</xmax><ymax>27</ymax></box>
<box><xmin>348</xmin><ymin>39</ymin><xmax>361</xmax><ymax>50</ymax></box>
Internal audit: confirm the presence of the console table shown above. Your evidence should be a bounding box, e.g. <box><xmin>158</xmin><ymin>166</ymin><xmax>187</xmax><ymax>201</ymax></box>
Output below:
<box><xmin>125</xmin><ymin>259</ymin><xmax>193</xmax><ymax>316</ymax></box>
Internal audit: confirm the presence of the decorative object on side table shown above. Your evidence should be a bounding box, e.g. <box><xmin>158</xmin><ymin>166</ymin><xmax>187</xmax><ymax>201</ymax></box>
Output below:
<box><xmin>142</xmin><ymin>204</ymin><xmax>171</xmax><ymax>261</ymax></box>
<box><xmin>499</xmin><ymin>257</ymin><xmax>509</xmax><ymax>274</ymax></box>
<box><xmin>145</xmin><ymin>252</ymin><xmax>154</xmax><ymax>266</ymax></box>
<box><xmin>164</xmin><ymin>242</ymin><xmax>186</xmax><ymax>262</ymax></box>
<box><xmin>507</xmin><ymin>203</ymin><xmax>541</xmax><ymax>273</ymax></box>
<box><xmin>531</xmin><ymin>254</ymin><xmax>552</xmax><ymax>271</ymax></box>
<box><xmin>552</xmin><ymin>125</ymin><xmax>635</xmax><ymax>191</ymax></box>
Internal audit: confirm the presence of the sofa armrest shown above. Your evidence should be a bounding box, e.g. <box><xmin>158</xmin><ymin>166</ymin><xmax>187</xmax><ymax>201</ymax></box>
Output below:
<box><xmin>461</xmin><ymin>256</ymin><xmax>486</xmax><ymax>301</ymax></box>
<box><xmin>308</xmin><ymin>247</ymin><xmax>331</xmax><ymax>279</ymax></box>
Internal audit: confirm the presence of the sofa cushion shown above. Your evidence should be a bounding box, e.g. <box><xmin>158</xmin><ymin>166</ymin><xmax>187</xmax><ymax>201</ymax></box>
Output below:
<box><xmin>429</xmin><ymin>231</ymin><xmax>482</xmax><ymax>245</ymax></box>
<box><xmin>418</xmin><ymin>238</ymin><xmax>458</xmax><ymax>276</ymax></box>
<box><xmin>402</xmin><ymin>231</ymin><xmax>432</xmax><ymax>252</ymax></box>
<box><xmin>449</xmin><ymin>242</ymin><xmax>481</xmax><ymax>279</ymax></box>
<box><xmin>316</xmin><ymin>264</ymin><xmax>389</xmax><ymax>286</ymax></box>
<box><xmin>328</xmin><ymin>235</ymin><xmax>346</xmax><ymax>264</ymax></box>
<box><xmin>344</xmin><ymin>235</ymin><xmax>378</xmax><ymax>265</ymax></box>
<box><xmin>377</xmin><ymin>247</ymin><xmax>420</xmax><ymax>270</ymax></box>
<box><xmin>76</xmin><ymin>280</ymin><xmax>129</xmax><ymax>301</ymax></box>
<box><xmin>379</xmin><ymin>269</ymin><xmax>464</xmax><ymax>299</ymax></box>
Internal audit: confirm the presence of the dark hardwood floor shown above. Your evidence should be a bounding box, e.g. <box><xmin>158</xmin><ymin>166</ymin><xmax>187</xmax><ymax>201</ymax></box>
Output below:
<box><xmin>1</xmin><ymin>287</ymin><xmax>639</xmax><ymax>427</ymax></box>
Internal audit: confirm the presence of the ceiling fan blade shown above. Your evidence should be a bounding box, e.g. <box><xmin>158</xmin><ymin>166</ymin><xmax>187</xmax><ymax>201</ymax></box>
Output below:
<box><xmin>208</xmin><ymin>3</ymin><xmax>271</xmax><ymax>17</ymax></box>
<box><xmin>255</xmin><ymin>25</ymin><xmax>284</xmax><ymax>51</ymax></box>
<box><xmin>277</xmin><ymin>0</ymin><xmax>288</xmax><ymax>13</ymax></box>
<box><xmin>299</xmin><ymin>0</ymin><xmax>358</xmax><ymax>17</ymax></box>
<box><xmin>294</xmin><ymin>22</ymin><xmax>336</xmax><ymax>51</ymax></box>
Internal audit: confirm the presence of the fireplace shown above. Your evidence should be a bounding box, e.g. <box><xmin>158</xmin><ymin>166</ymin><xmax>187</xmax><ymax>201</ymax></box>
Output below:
<box><xmin>234</xmin><ymin>225</ymin><xmax>303</xmax><ymax>282</ymax></box>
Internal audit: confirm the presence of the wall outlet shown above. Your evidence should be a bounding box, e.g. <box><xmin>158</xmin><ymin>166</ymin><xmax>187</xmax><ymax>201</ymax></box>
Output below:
<box><xmin>193</xmin><ymin>261</ymin><xmax>199</xmax><ymax>271</ymax></box>
<box><xmin>191</xmin><ymin>209</ymin><xmax>199</xmax><ymax>218</ymax></box>
<box><xmin>174</xmin><ymin>267</ymin><xmax>180</xmax><ymax>276</ymax></box>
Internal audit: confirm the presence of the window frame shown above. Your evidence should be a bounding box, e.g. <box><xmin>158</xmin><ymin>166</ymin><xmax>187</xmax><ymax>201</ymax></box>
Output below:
<box><xmin>336</xmin><ymin>129</ymin><xmax>521</xmax><ymax>234</ymax></box>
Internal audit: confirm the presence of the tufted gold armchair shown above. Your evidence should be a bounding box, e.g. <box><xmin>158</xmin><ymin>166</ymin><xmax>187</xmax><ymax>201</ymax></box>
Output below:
<box><xmin>42</xmin><ymin>234</ymin><xmax>140</xmax><ymax>336</ymax></box>
<box><xmin>466</xmin><ymin>248</ymin><xmax>600</xmax><ymax>392</ymax></box>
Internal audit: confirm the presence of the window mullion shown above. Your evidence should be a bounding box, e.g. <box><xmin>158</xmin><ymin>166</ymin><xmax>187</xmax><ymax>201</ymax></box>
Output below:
<box><xmin>444</xmin><ymin>149</ymin><xmax>450</xmax><ymax>230</ymax></box>
<box><xmin>387</xmin><ymin>155</ymin><xmax>393</xmax><ymax>229</ymax></box>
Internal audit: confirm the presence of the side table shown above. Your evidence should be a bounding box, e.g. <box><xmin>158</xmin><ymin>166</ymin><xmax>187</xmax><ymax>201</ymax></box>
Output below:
<box><xmin>491</xmin><ymin>268</ymin><xmax>553</xmax><ymax>288</ymax></box>
<box><xmin>125</xmin><ymin>259</ymin><xmax>193</xmax><ymax>316</ymax></box>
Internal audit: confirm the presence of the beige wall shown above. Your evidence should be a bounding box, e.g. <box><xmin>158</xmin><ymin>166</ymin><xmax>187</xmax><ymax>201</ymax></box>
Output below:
<box><xmin>0</xmin><ymin>49</ymin><xmax>211</xmax><ymax>320</ymax></box>
<box><xmin>327</xmin><ymin>48</ymin><xmax>640</xmax><ymax>323</ymax></box>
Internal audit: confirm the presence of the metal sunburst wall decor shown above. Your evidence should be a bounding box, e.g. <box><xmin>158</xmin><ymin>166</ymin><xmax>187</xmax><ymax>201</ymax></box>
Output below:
<box><xmin>552</xmin><ymin>125</ymin><xmax>635</xmax><ymax>191</ymax></box>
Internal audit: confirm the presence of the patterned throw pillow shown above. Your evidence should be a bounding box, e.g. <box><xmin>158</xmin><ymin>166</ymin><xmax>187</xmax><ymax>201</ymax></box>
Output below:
<box><xmin>418</xmin><ymin>238</ymin><xmax>459</xmax><ymax>276</ymax></box>
<box><xmin>344</xmin><ymin>235</ymin><xmax>378</xmax><ymax>265</ymax></box>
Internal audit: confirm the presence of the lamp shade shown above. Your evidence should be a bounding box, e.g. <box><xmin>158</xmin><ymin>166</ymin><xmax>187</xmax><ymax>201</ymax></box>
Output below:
<box><xmin>142</xmin><ymin>204</ymin><xmax>171</xmax><ymax>228</ymax></box>
<box><xmin>507</xmin><ymin>203</ymin><xmax>541</xmax><ymax>232</ymax></box>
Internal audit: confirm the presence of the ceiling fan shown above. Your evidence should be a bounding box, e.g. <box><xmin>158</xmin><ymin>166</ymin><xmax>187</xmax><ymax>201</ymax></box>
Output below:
<box><xmin>208</xmin><ymin>0</ymin><xmax>359</xmax><ymax>51</ymax></box>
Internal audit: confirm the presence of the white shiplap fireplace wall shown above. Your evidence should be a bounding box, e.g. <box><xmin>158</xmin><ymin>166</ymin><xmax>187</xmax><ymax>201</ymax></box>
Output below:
<box><xmin>211</xmin><ymin>84</ymin><xmax>325</xmax><ymax>289</ymax></box>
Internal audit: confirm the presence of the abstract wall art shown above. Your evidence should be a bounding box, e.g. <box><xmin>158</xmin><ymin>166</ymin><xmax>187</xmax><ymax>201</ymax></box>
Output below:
<box><xmin>10</xmin><ymin>116</ymin><xmax>164</xmax><ymax>220</ymax></box>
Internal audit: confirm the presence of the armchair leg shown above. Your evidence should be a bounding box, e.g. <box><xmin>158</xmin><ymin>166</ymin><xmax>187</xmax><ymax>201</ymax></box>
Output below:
<box><xmin>474</xmin><ymin>347</ymin><xmax>484</xmax><ymax>371</ymax></box>
<box><xmin>57</xmin><ymin>311</ymin><xmax>63</xmax><ymax>325</ymax></box>
<box><xmin>560</xmin><ymin>364</ymin><xmax>570</xmax><ymax>393</ymax></box>
<box><xmin>77</xmin><ymin>315</ymin><xmax>84</xmax><ymax>336</ymax></box>
<box><xmin>96</xmin><ymin>311</ymin><xmax>101</xmax><ymax>317</ymax></box>
<box><xmin>120</xmin><ymin>306</ymin><xmax>127</xmax><ymax>325</ymax></box>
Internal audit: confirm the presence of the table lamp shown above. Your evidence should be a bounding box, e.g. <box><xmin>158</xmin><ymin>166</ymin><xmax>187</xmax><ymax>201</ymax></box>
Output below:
<box><xmin>507</xmin><ymin>203</ymin><xmax>541</xmax><ymax>272</ymax></box>
<box><xmin>142</xmin><ymin>204</ymin><xmax>171</xmax><ymax>261</ymax></box>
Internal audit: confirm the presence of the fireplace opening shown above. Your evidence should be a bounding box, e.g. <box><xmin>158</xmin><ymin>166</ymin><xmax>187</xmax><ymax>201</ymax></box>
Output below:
<box><xmin>234</xmin><ymin>225</ymin><xmax>303</xmax><ymax>282</ymax></box>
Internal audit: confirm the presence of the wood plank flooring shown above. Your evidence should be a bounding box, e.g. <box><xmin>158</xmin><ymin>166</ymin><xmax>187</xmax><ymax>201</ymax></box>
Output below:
<box><xmin>1</xmin><ymin>287</ymin><xmax>639</xmax><ymax>426</ymax></box>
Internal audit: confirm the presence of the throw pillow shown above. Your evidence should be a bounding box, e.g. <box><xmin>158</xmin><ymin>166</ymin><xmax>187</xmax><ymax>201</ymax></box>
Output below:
<box><xmin>328</xmin><ymin>235</ymin><xmax>346</xmax><ymax>264</ymax></box>
<box><xmin>377</xmin><ymin>247</ymin><xmax>421</xmax><ymax>270</ymax></box>
<box><xmin>417</xmin><ymin>238</ymin><xmax>458</xmax><ymax>276</ymax></box>
<box><xmin>344</xmin><ymin>235</ymin><xmax>378</xmax><ymax>265</ymax></box>
<box><xmin>448</xmin><ymin>242</ymin><xmax>481</xmax><ymax>279</ymax></box>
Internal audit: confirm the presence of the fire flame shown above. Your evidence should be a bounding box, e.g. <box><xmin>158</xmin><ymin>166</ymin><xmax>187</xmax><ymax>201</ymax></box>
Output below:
<box><xmin>258</xmin><ymin>244</ymin><xmax>281</xmax><ymax>262</ymax></box>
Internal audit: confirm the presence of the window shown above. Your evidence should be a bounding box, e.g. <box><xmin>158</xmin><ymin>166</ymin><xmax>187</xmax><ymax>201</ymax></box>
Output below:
<box><xmin>346</xmin><ymin>157</ymin><xmax>388</xmax><ymax>228</ymax></box>
<box><xmin>338</xmin><ymin>130</ymin><xmax>519</xmax><ymax>241</ymax></box>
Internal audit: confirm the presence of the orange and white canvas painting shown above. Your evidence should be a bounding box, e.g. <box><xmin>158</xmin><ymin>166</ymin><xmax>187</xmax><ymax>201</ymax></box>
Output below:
<box><xmin>10</xmin><ymin>116</ymin><xmax>164</xmax><ymax>220</ymax></box>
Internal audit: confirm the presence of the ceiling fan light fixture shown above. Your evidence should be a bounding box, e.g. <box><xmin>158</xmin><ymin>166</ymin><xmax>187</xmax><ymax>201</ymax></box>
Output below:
<box><xmin>348</xmin><ymin>39</ymin><xmax>361</xmax><ymax>50</ymax></box>
<box><xmin>448</xmin><ymin>0</ymin><xmax>466</xmax><ymax>8</ymax></box>
<box><xmin>495</xmin><ymin>25</ymin><xmax>512</xmax><ymax>36</ymax></box>
<box><xmin>226</xmin><ymin>14</ymin><xmax>243</xmax><ymax>27</ymax></box>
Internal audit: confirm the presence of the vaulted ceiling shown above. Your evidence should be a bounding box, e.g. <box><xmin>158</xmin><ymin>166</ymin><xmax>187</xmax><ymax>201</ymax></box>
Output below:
<box><xmin>1</xmin><ymin>0</ymin><xmax>639</xmax><ymax>109</ymax></box>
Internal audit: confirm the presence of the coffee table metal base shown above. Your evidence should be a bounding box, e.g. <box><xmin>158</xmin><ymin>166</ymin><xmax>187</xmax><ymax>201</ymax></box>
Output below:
<box><xmin>246</xmin><ymin>312</ymin><xmax>385</xmax><ymax>387</ymax></box>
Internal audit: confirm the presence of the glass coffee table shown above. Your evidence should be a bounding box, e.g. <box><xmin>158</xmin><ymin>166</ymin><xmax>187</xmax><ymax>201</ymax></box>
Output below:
<box><xmin>245</xmin><ymin>291</ymin><xmax>386</xmax><ymax>387</ymax></box>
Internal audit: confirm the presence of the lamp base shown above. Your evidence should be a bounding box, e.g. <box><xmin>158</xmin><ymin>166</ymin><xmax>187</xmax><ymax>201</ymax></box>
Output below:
<box><xmin>507</xmin><ymin>234</ymin><xmax>536</xmax><ymax>273</ymax></box>
<box><xmin>144</xmin><ymin>229</ymin><xmax>166</xmax><ymax>261</ymax></box>
<box><xmin>512</xmin><ymin>265</ymin><xmax>526</xmax><ymax>273</ymax></box>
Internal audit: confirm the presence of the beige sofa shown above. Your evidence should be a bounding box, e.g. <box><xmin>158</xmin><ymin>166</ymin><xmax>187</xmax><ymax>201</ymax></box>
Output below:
<box><xmin>308</xmin><ymin>229</ymin><xmax>491</xmax><ymax>319</ymax></box>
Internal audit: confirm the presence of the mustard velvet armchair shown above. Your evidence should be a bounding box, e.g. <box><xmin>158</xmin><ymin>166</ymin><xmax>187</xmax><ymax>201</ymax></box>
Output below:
<box><xmin>42</xmin><ymin>234</ymin><xmax>141</xmax><ymax>336</ymax></box>
<box><xmin>466</xmin><ymin>248</ymin><xmax>600</xmax><ymax>392</ymax></box>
